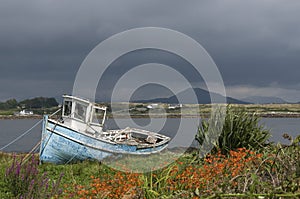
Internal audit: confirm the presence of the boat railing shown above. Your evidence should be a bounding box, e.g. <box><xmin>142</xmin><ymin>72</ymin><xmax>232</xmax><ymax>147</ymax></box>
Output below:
<box><xmin>48</xmin><ymin>108</ymin><xmax>62</xmax><ymax>120</ymax></box>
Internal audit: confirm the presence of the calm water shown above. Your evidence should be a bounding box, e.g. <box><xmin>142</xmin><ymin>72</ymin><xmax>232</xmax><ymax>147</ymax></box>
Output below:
<box><xmin>0</xmin><ymin>118</ymin><xmax>299</xmax><ymax>152</ymax></box>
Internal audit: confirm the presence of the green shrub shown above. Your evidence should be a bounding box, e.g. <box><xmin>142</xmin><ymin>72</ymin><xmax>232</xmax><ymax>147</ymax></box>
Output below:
<box><xmin>196</xmin><ymin>105</ymin><xmax>270</xmax><ymax>154</ymax></box>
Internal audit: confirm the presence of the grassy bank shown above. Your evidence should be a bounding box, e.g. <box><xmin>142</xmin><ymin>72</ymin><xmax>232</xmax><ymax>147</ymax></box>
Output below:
<box><xmin>1</xmin><ymin>143</ymin><xmax>300</xmax><ymax>198</ymax></box>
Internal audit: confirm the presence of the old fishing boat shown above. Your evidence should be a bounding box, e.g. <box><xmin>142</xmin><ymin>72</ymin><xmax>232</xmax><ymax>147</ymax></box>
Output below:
<box><xmin>39</xmin><ymin>95</ymin><xmax>170</xmax><ymax>164</ymax></box>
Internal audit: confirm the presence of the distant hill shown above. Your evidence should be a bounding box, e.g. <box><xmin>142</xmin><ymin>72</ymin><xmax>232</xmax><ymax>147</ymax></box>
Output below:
<box><xmin>242</xmin><ymin>96</ymin><xmax>288</xmax><ymax>104</ymax></box>
<box><xmin>19</xmin><ymin>97</ymin><xmax>59</xmax><ymax>109</ymax></box>
<box><xmin>0</xmin><ymin>97</ymin><xmax>59</xmax><ymax>110</ymax></box>
<box><xmin>0</xmin><ymin>99</ymin><xmax>18</xmax><ymax>110</ymax></box>
<box><xmin>134</xmin><ymin>88</ymin><xmax>248</xmax><ymax>104</ymax></box>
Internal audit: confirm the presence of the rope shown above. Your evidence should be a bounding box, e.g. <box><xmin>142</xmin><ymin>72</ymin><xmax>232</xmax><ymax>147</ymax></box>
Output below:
<box><xmin>21</xmin><ymin>140</ymin><xmax>41</xmax><ymax>164</ymax></box>
<box><xmin>49</xmin><ymin>108</ymin><xmax>62</xmax><ymax>118</ymax></box>
<box><xmin>65</xmin><ymin>153</ymin><xmax>77</xmax><ymax>164</ymax></box>
<box><xmin>0</xmin><ymin>108</ymin><xmax>61</xmax><ymax>151</ymax></box>
<box><xmin>0</xmin><ymin>119</ymin><xmax>43</xmax><ymax>151</ymax></box>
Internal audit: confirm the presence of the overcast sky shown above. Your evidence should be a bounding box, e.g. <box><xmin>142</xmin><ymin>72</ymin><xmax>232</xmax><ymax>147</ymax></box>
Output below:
<box><xmin>1</xmin><ymin>0</ymin><xmax>300</xmax><ymax>102</ymax></box>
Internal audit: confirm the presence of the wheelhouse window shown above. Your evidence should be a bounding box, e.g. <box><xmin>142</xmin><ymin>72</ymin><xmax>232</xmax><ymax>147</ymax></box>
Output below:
<box><xmin>63</xmin><ymin>100</ymin><xmax>72</xmax><ymax>117</ymax></box>
<box><xmin>91</xmin><ymin>108</ymin><xmax>106</xmax><ymax>125</ymax></box>
<box><xmin>74</xmin><ymin>102</ymin><xmax>88</xmax><ymax>121</ymax></box>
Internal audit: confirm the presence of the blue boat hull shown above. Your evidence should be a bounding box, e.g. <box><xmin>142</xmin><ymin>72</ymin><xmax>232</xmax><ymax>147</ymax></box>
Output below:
<box><xmin>39</xmin><ymin>116</ymin><xmax>168</xmax><ymax>164</ymax></box>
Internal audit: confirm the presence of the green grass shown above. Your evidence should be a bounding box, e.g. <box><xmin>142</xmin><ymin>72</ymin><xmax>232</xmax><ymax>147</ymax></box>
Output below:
<box><xmin>1</xmin><ymin>140</ymin><xmax>300</xmax><ymax>199</ymax></box>
<box><xmin>0</xmin><ymin>110</ymin><xmax>17</xmax><ymax>116</ymax></box>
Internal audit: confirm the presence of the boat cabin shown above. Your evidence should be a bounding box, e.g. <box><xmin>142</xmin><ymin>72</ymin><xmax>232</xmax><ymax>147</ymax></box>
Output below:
<box><xmin>61</xmin><ymin>95</ymin><xmax>107</xmax><ymax>134</ymax></box>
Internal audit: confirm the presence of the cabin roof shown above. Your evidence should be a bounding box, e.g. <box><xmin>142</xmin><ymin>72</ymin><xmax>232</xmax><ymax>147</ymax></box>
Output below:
<box><xmin>63</xmin><ymin>95</ymin><xmax>90</xmax><ymax>104</ymax></box>
<box><xmin>62</xmin><ymin>95</ymin><xmax>107</xmax><ymax>110</ymax></box>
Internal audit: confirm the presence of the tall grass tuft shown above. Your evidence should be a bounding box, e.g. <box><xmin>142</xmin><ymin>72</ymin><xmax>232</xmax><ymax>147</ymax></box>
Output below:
<box><xmin>4</xmin><ymin>154</ymin><xmax>63</xmax><ymax>199</ymax></box>
<box><xmin>196</xmin><ymin>105</ymin><xmax>271</xmax><ymax>154</ymax></box>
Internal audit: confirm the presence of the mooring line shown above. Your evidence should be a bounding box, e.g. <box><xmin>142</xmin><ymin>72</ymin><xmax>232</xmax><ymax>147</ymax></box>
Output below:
<box><xmin>0</xmin><ymin>119</ymin><xmax>43</xmax><ymax>151</ymax></box>
<box><xmin>21</xmin><ymin>140</ymin><xmax>41</xmax><ymax>164</ymax></box>
<box><xmin>0</xmin><ymin>108</ymin><xmax>61</xmax><ymax>151</ymax></box>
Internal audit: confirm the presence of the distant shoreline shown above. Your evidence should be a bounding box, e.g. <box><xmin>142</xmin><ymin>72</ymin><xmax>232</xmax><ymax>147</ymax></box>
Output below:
<box><xmin>0</xmin><ymin>115</ymin><xmax>43</xmax><ymax>120</ymax></box>
<box><xmin>1</xmin><ymin>103</ymin><xmax>300</xmax><ymax>119</ymax></box>
<box><xmin>1</xmin><ymin>113</ymin><xmax>300</xmax><ymax>120</ymax></box>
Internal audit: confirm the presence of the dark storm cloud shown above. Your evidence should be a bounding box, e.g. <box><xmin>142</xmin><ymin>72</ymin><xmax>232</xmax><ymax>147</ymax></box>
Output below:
<box><xmin>0</xmin><ymin>0</ymin><xmax>300</xmax><ymax>101</ymax></box>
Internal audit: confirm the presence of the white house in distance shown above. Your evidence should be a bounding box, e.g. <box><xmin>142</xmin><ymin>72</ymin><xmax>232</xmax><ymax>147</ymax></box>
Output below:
<box><xmin>147</xmin><ymin>104</ymin><xmax>159</xmax><ymax>109</ymax></box>
<box><xmin>19</xmin><ymin>110</ymin><xmax>33</xmax><ymax>115</ymax></box>
<box><xmin>168</xmin><ymin>104</ymin><xmax>183</xmax><ymax>110</ymax></box>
